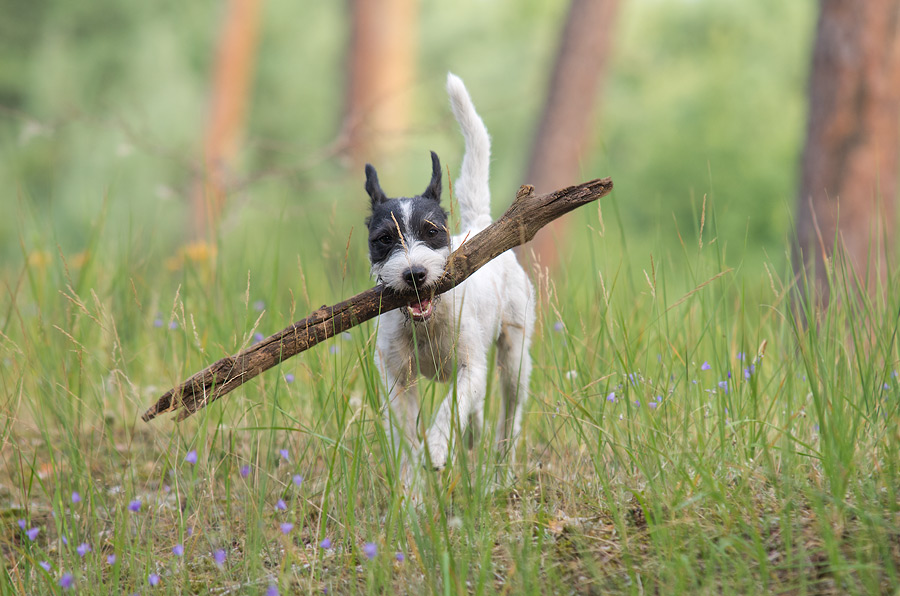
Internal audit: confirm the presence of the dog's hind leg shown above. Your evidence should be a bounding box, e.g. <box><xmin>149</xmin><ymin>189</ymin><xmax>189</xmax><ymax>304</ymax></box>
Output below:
<box><xmin>496</xmin><ymin>300</ymin><xmax>534</xmax><ymax>477</ymax></box>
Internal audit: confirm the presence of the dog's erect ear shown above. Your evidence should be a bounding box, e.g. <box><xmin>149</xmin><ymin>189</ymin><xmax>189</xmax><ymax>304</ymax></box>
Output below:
<box><xmin>364</xmin><ymin>164</ymin><xmax>388</xmax><ymax>206</ymax></box>
<box><xmin>422</xmin><ymin>151</ymin><xmax>442</xmax><ymax>203</ymax></box>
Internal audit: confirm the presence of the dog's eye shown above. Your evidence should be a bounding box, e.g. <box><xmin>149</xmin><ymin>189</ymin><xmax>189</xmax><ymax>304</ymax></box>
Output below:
<box><xmin>427</xmin><ymin>227</ymin><xmax>439</xmax><ymax>237</ymax></box>
<box><xmin>377</xmin><ymin>234</ymin><xmax>393</xmax><ymax>245</ymax></box>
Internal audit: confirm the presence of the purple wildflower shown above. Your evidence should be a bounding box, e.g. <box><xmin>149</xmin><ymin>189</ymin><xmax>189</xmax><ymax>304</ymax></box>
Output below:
<box><xmin>553</xmin><ymin>320</ymin><xmax>564</xmax><ymax>333</ymax></box>
<box><xmin>701</xmin><ymin>361</ymin><xmax>711</xmax><ymax>371</ymax></box>
<box><xmin>240</xmin><ymin>465</ymin><xmax>250</xmax><ymax>478</ymax></box>
<box><xmin>39</xmin><ymin>561</ymin><xmax>51</xmax><ymax>572</ymax></box>
<box><xmin>633</xmin><ymin>400</ymin><xmax>641</xmax><ymax>408</ymax></box>
<box><xmin>128</xmin><ymin>499</ymin><xmax>142</xmax><ymax>512</ymax></box>
<box><xmin>275</xmin><ymin>499</ymin><xmax>287</xmax><ymax>511</ymax></box>
<box><xmin>148</xmin><ymin>573</ymin><xmax>160</xmax><ymax>586</ymax></box>
<box><xmin>71</xmin><ymin>491</ymin><xmax>81</xmax><ymax>504</ymax></box>
<box><xmin>153</xmin><ymin>317</ymin><xmax>163</xmax><ymax>328</ymax></box>
<box><xmin>396</xmin><ymin>552</ymin><xmax>405</xmax><ymax>562</ymax></box>
<box><xmin>168</xmin><ymin>321</ymin><xmax>178</xmax><ymax>330</ymax></box>
<box><xmin>266</xmin><ymin>585</ymin><xmax>279</xmax><ymax>596</ymax></box>
<box><xmin>292</xmin><ymin>474</ymin><xmax>303</xmax><ymax>487</ymax></box>
<box><xmin>173</xmin><ymin>544</ymin><xmax>184</xmax><ymax>556</ymax></box>
<box><xmin>329</xmin><ymin>345</ymin><xmax>339</xmax><ymax>354</ymax></box>
<box><xmin>186</xmin><ymin>526</ymin><xmax>194</xmax><ymax>537</ymax></box>
<box><xmin>280</xmin><ymin>522</ymin><xmax>294</xmax><ymax>534</ymax></box>
<box><xmin>362</xmin><ymin>542</ymin><xmax>377</xmax><ymax>560</ymax></box>
<box><xmin>285</xmin><ymin>373</ymin><xmax>295</xmax><ymax>383</ymax></box>
<box><xmin>254</xmin><ymin>332</ymin><xmax>264</xmax><ymax>343</ymax></box>
<box><xmin>17</xmin><ymin>519</ymin><xmax>25</xmax><ymax>530</ymax></box>
<box><xmin>213</xmin><ymin>549</ymin><xmax>227</xmax><ymax>566</ymax></box>
<box><xmin>253</xmin><ymin>300</ymin><xmax>265</xmax><ymax>312</ymax></box>
<box><xmin>279</xmin><ymin>449</ymin><xmax>290</xmax><ymax>462</ymax></box>
<box><xmin>26</xmin><ymin>527</ymin><xmax>39</xmax><ymax>541</ymax></box>
<box><xmin>76</xmin><ymin>543</ymin><xmax>91</xmax><ymax>557</ymax></box>
<box><xmin>184</xmin><ymin>450</ymin><xmax>198</xmax><ymax>465</ymax></box>
<box><xmin>320</xmin><ymin>537</ymin><xmax>332</xmax><ymax>549</ymax></box>
<box><xmin>107</xmin><ymin>554</ymin><xmax>116</xmax><ymax>565</ymax></box>
<box><xmin>59</xmin><ymin>573</ymin><xmax>74</xmax><ymax>590</ymax></box>
<box><xmin>648</xmin><ymin>401</ymin><xmax>658</xmax><ymax>409</ymax></box>
<box><xmin>606</xmin><ymin>392</ymin><xmax>616</xmax><ymax>403</ymax></box>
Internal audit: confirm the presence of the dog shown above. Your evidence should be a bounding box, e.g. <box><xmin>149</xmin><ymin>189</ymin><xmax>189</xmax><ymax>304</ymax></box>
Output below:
<box><xmin>364</xmin><ymin>73</ymin><xmax>535</xmax><ymax>482</ymax></box>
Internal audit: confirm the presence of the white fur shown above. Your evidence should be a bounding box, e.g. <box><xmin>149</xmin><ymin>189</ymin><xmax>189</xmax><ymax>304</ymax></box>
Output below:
<box><xmin>372</xmin><ymin>74</ymin><xmax>535</xmax><ymax>485</ymax></box>
<box><xmin>446</xmin><ymin>72</ymin><xmax>493</xmax><ymax>231</ymax></box>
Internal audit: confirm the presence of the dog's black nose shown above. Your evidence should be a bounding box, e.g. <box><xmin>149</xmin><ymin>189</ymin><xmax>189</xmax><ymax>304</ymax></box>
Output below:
<box><xmin>403</xmin><ymin>266</ymin><xmax>428</xmax><ymax>288</ymax></box>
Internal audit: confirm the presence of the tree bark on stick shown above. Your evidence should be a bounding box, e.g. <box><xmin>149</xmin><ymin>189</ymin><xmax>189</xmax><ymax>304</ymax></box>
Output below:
<box><xmin>794</xmin><ymin>0</ymin><xmax>900</xmax><ymax>300</ymax></box>
<box><xmin>143</xmin><ymin>177</ymin><xmax>613</xmax><ymax>422</ymax></box>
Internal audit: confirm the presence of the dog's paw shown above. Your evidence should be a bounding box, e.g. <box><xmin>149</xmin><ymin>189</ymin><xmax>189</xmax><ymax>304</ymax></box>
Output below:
<box><xmin>424</xmin><ymin>432</ymin><xmax>449</xmax><ymax>471</ymax></box>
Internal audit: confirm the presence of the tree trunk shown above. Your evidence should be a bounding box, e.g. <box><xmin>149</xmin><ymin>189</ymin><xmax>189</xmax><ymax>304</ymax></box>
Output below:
<box><xmin>525</xmin><ymin>0</ymin><xmax>619</xmax><ymax>269</ymax></box>
<box><xmin>339</xmin><ymin>0</ymin><xmax>417</xmax><ymax>165</ymax></box>
<box><xmin>192</xmin><ymin>0</ymin><xmax>263</xmax><ymax>239</ymax></box>
<box><xmin>794</xmin><ymin>0</ymin><xmax>900</xmax><ymax>301</ymax></box>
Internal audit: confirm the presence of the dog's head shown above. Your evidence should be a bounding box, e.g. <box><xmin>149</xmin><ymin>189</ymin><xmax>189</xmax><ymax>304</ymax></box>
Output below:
<box><xmin>364</xmin><ymin>151</ymin><xmax>450</xmax><ymax>322</ymax></box>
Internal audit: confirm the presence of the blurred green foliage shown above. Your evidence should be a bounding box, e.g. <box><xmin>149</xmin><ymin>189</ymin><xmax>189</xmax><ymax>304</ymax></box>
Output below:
<box><xmin>0</xmin><ymin>0</ymin><xmax>814</xmax><ymax>276</ymax></box>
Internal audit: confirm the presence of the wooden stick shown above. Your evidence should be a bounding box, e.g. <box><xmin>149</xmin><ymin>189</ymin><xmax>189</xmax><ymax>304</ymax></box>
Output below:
<box><xmin>142</xmin><ymin>177</ymin><xmax>613</xmax><ymax>422</ymax></box>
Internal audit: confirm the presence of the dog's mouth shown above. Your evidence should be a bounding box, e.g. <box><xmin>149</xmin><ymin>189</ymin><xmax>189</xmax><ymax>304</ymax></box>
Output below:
<box><xmin>407</xmin><ymin>295</ymin><xmax>436</xmax><ymax>322</ymax></box>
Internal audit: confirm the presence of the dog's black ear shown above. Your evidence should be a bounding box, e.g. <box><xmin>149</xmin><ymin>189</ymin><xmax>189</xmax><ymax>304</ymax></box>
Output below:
<box><xmin>364</xmin><ymin>164</ymin><xmax>388</xmax><ymax>206</ymax></box>
<box><xmin>422</xmin><ymin>151</ymin><xmax>442</xmax><ymax>202</ymax></box>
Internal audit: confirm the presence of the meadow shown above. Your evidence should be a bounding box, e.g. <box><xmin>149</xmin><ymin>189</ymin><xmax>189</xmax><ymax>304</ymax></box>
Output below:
<box><xmin>4</xmin><ymin>186</ymin><xmax>900</xmax><ymax>593</ymax></box>
<box><xmin>3</xmin><ymin>0</ymin><xmax>899</xmax><ymax>594</ymax></box>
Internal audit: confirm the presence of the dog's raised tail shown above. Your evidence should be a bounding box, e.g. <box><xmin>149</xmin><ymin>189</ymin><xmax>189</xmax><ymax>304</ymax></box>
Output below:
<box><xmin>447</xmin><ymin>73</ymin><xmax>492</xmax><ymax>231</ymax></box>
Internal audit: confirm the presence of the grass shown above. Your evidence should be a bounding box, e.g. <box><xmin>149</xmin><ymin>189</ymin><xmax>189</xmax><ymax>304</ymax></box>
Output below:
<box><xmin>2</xmin><ymin>188</ymin><xmax>900</xmax><ymax>595</ymax></box>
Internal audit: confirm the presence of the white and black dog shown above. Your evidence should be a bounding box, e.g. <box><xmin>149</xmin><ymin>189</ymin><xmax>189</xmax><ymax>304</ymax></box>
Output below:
<box><xmin>364</xmin><ymin>73</ymin><xmax>535</xmax><ymax>481</ymax></box>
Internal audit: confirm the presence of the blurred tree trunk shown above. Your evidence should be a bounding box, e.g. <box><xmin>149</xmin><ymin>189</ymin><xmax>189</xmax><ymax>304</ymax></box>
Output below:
<box><xmin>339</xmin><ymin>0</ymin><xmax>418</xmax><ymax>165</ymax></box>
<box><xmin>192</xmin><ymin>0</ymin><xmax>262</xmax><ymax>239</ymax></box>
<box><xmin>794</xmin><ymin>0</ymin><xmax>900</xmax><ymax>302</ymax></box>
<box><xmin>525</xmin><ymin>0</ymin><xmax>619</xmax><ymax>269</ymax></box>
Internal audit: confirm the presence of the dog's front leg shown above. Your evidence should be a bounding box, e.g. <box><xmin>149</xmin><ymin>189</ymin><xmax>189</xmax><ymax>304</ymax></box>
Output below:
<box><xmin>425</xmin><ymin>361</ymin><xmax>487</xmax><ymax>470</ymax></box>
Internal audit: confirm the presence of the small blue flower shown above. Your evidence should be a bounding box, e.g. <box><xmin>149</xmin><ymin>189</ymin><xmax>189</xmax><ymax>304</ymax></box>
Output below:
<box><xmin>148</xmin><ymin>573</ymin><xmax>160</xmax><ymax>586</ymax></box>
<box><xmin>172</xmin><ymin>544</ymin><xmax>184</xmax><ymax>556</ymax></box>
<box><xmin>648</xmin><ymin>401</ymin><xmax>657</xmax><ymax>409</ymax></box>
<box><xmin>266</xmin><ymin>584</ymin><xmax>279</xmax><ymax>596</ymax></box>
<box><xmin>59</xmin><ymin>573</ymin><xmax>74</xmax><ymax>590</ymax></box>
<box><xmin>329</xmin><ymin>345</ymin><xmax>339</xmax><ymax>354</ymax></box>
<box><xmin>279</xmin><ymin>449</ymin><xmax>290</xmax><ymax>462</ymax></box>
<box><xmin>396</xmin><ymin>551</ymin><xmax>405</xmax><ymax>562</ymax></box>
<box><xmin>253</xmin><ymin>300</ymin><xmax>265</xmax><ymax>312</ymax></box>
<box><xmin>606</xmin><ymin>392</ymin><xmax>616</xmax><ymax>403</ymax></box>
<box><xmin>107</xmin><ymin>554</ymin><xmax>116</xmax><ymax>565</ymax></box>
<box><xmin>39</xmin><ymin>561</ymin><xmax>51</xmax><ymax>572</ymax></box>
<box><xmin>214</xmin><ymin>549</ymin><xmax>227</xmax><ymax>566</ymax></box>
<box><xmin>184</xmin><ymin>450</ymin><xmax>198</xmax><ymax>465</ymax></box>
<box><xmin>363</xmin><ymin>542</ymin><xmax>377</xmax><ymax>560</ymax></box>
<box><xmin>275</xmin><ymin>499</ymin><xmax>287</xmax><ymax>511</ymax></box>
<box><xmin>168</xmin><ymin>321</ymin><xmax>178</xmax><ymax>330</ymax></box>
<box><xmin>701</xmin><ymin>361</ymin><xmax>711</xmax><ymax>371</ymax></box>
<box><xmin>280</xmin><ymin>522</ymin><xmax>294</xmax><ymax>535</ymax></box>
<box><xmin>153</xmin><ymin>317</ymin><xmax>163</xmax><ymax>328</ymax></box>
<box><xmin>76</xmin><ymin>543</ymin><xmax>91</xmax><ymax>557</ymax></box>
<box><xmin>292</xmin><ymin>474</ymin><xmax>303</xmax><ymax>487</ymax></box>
<box><xmin>240</xmin><ymin>465</ymin><xmax>250</xmax><ymax>478</ymax></box>
<box><xmin>341</xmin><ymin>332</ymin><xmax>352</xmax><ymax>341</ymax></box>
<box><xmin>553</xmin><ymin>321</ymin><xmax>564</xmax><ymax>333</ymax></box>
<box><xmin>17</xmin><ymin>519</ymin><xmax>25</xmax><ymax>530</ymax></box>
<box><xmin>26</xmin><ymin>527</ymin><xmax>39</xmax><ymax>541</ymax></box>
<box><xmin>128</xmin><ymin>499</ymin><xmax>142</xmax><ymax>513</ymax></box>
<box><xmin>320</xmin><ymin>537</ymin><xmax>332</xmax><ymax>549</ymax></box>
<box><xmin>71</xmin><ymin>491</ymin><xmax>81</xmax><ymax>504</ymax></box>
<box><xmin>285</xmin><ymin>373</ymin><xmax>295</xmax><ymax>383</ymax></box>
<box><xmin>254</xmin><ymin>332</ymin><xmax>264</xmax><ymax>343</ymax></box>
